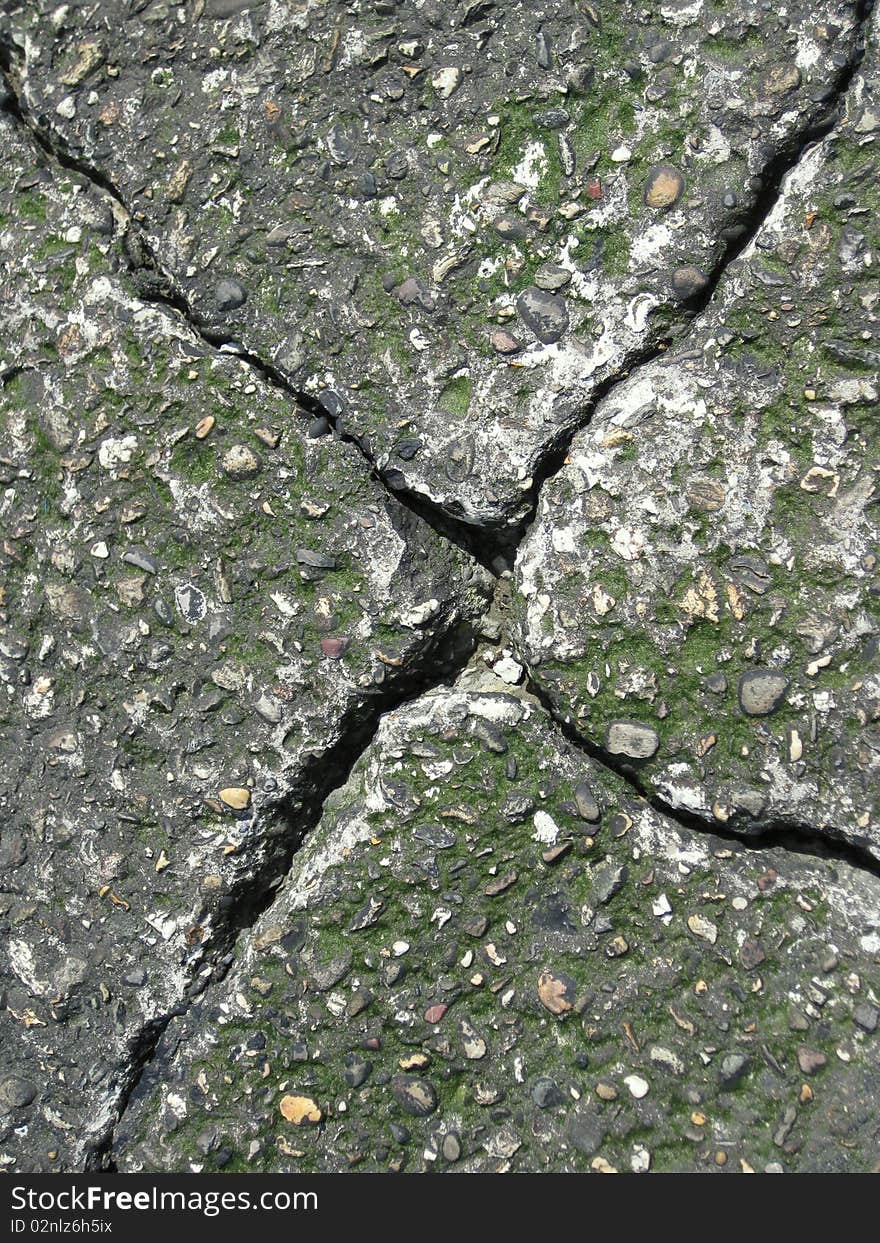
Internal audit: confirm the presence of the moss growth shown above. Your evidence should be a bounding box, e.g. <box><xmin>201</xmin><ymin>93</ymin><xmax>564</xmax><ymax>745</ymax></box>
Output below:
<box><xmin>437</xmin><ymin>375</ymin><xmax>472</xmax><ymax>417</ymax></box>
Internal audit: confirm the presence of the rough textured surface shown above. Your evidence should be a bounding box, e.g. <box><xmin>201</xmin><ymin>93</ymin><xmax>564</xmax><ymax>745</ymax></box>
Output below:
<box><xmin>516</xmin><ymin>23</ymin><xmax>880</xmax><ymax>854</ymax></box>
<box><xmin>116</xmin><ymin>683</ymin><xmax>880</xmax><ymax>1173</ymax></box>
<box><xmin>0</xmin><ymin>110</ymin><xmax>487</xmax><ymax>1170</ymax></box>
<box><xmin>1</xmin><ymin>0</ymin><xmax>866</xmax><ymax>527</ymax></box>
<box><xmin>1</xmin><ymin>0</ymin><xmax>879</xmax><ymax>1177</ymax></box>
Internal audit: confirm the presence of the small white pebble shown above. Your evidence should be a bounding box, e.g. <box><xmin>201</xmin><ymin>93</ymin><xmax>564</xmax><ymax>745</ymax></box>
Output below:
<box><xmin>631</xmin><ymin>1145</ymin><xmax>651</xmax><ymax>1173</ymax></box>
<box><xmin>493</xmin><ymin>655</ymin><xmax>523</xmax><ymax>684</ymax></box>
<box><xmin>624</xmin><ymin>1074</ymin><xmax>649</xmax><ymax>1100</ymax></box>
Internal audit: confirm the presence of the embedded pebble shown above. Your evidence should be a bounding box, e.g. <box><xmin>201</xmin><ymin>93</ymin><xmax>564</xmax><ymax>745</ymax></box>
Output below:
<box><xmin>3</xmin><ymin>0</ymin><xmax>880</xmax><ymax>1183</ymax></box>
<box><xmin>214</xmin><ymin>278</ymin><xmax>247</xmax><ymax>312</ymax></box>
<box><xmin>516</xmin><ymin>287</ymin><xmax>569</xmax><ymax>344</ymax></box>
<box><xmin>624</xmin><ymin>1074</ymin><xmax>649</xmax><ymax>1100</ymax></box>
<box><xmin>222</xmin><ymin>444</ymin><xmax>261</xmax><ymax>480</ymax></box>
<box><xmin>279</xmin><ymin>1095</ymin><xmax>322</xmax><ymax>1125</ymax></box>
<box><xmin>643</xmin><ymin>164</ymin><xmax>685</xmax><ymax>208</ymax></box>
<box><xmin>605</xmin><ymin>721</ymin><xmax>660</xmax><ymax>760</ymax></box>
<box><xmin>391</xmin><ymin>1076</ymin><xmax>438</xmax><ymax>1117</ymax></box>
<box><xmin>737</xmin><ymin>670</ymin><xmax>790</xmax><ymax>717</ymax></box>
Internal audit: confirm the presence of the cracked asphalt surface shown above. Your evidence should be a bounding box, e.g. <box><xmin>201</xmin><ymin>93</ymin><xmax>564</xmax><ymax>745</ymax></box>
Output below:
<box><xmin>0</xmin><ymin>0</ymin><xmax>878</xmax><ymax>1173</ymax></box>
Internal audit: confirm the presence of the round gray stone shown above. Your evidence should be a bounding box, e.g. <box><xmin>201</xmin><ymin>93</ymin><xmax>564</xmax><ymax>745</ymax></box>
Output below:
<box><xmin>516</xmin><ymin>286</ymin><xmax>569</xmax><ymax>344</ymax></box>
<box><xmin>605</xmin><ymin>720</ymin><xmax>660</xmax><ymax>760</ymax></box>
<box><xmin>534</xmin><ymin>263</ymin><xmax>572</xmax><ymax>292</ymax></box>
<box><xmin>214</xmin><ymin>278</ymin><xmax>247</xmax><ymax>312</ymax></box>
<box><xmin>737</xmin><ymin>670</ymin><xmax>790</xmax><ymax>716</ymax></box>
<box><xmin>671</xmin><ymin>264</ymin><xmax>709</xmax><ymax>299</ymax></box>
<box><xmin>0</xmin><ymin>1076</ymin><xmax>37</xmax><ymax>1110</ymax></box>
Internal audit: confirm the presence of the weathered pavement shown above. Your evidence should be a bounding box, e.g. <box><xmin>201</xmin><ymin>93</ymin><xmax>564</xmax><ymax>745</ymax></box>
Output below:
<box><xmin>0</xmin><ymin>1</ymin><xmax>878</xmax><ymax>1173</ymax></box>
<box><xmin>0</xmin><ymin>97</ymin><xmax>489</xmax><ymax>1169</ymax></box>
<box><xmin>115</xmin><ymin>681</ymin><xmax>880</xmax><ymax>1173</ymax></box>
<box><xmin>1</xmin><ymin>0</ymin><xmax>867</xmax><ymax>529</ymax></box>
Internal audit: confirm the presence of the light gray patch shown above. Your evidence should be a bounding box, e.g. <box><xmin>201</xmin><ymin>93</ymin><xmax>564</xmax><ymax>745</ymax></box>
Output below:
<box><xmin>174</xmin><ymin>583</ymin><xmax>208</xmax><ymax>625</ymax></box>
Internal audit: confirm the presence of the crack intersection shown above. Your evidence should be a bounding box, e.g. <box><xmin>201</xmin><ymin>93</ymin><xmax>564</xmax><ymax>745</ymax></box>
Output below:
<box><xmin>0</xmin><ymin>2</ymin><xmax>877</xmax><ymax>1171</ymax></box>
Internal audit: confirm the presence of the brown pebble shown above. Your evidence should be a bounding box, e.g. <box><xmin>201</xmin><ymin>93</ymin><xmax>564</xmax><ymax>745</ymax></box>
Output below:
<box><xmin>537</xmin><ymin>969</ymin><xmax>576</xmax><ymax>1016</ymax></box>
<box><xmin>484</xmin><ymin>871</ymin><xmax>517</xmax><ymax>896</ymax></box>
<box><xmin>219</xmin><ymin>786</ymin><xmax>250</xmax><ymax>810</ymax></box>
<box><xmin>643</xmin><ymin>163</ymin><xmax>684</xmax><ymax>209</ymax></box>
<box><xmin>490</xmin><ymin>329</ymin><xmax>522</xmax><ymax>354</ymax></box>
<box><xmin>797</xmin><ymin>1046</ymin><xmax>827</xmax><ymax>1076</ymax></box>
<box><xmin>542</xmin><ymin>841</ymin><xmax>572</xmax><ymax>865</ymax></box>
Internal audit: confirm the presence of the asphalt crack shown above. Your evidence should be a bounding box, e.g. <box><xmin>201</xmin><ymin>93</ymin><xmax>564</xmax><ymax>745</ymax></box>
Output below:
<box><xmin>520</xmin><ymin>664</ymin><xmax>880</xmax><ymax>881</ymax></box>
<box><xmin>500</xmin><ymin>0</ymin><xmax>875</xmax><ymax>562</ymax></box>
<box><xmin>85</xmin><ymin>610</ymin><xmax>482</xmax><ymax>1170</ymax></box>
<box><xmin>0</xmin><ymin>43</ymin><xmax>502</xmax><ymax>575</ymax></box>
<box><xmin>1</xmin><ymin>4</ymin><xmax>877</xmax><ymax>1172</ymax></box>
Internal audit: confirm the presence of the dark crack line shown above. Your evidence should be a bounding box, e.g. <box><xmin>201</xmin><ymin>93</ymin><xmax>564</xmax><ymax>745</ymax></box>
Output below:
<box><xmin>377</xmin><ymin>0</ymin><xmax>874</xmax><ymax>568</ymax></box>
<box><xmin>500</xmin><ymin>2</ymin><xmax>880</xmax><ymax>874</ymax></box>
<box><xmin>87</xmin><ymin>611</ymin><xmax>483</xmax><ymax>1171</ymax></box>
<box><xmin>109</xmin><ymin>257</ymin><xmax>504</xmax><ymax>572</ymax></box>
<box><xmin>501</xmin><ymin>0</ymin><xmax>875</xmax><ymax>561</ymax></box>
<box><xmin>95</xmin><ymin>620</ymin><xmax>880</xmax><ymax>1168</ymax></box>
<box><xmin>0</xmin><ymin>5</ymin><xmax>877</xmax><ymax>1172</ymax></box>
<box><xmin>521</xmin><ymin>665</ymin><xmax>880</xmax><ymax>881</ymax></box>
<box><xmin>0</xmin><ymin>46</ymin><xmax>502</xmax><ymax>577</ymax></box>
<box><xmin>95</xmin><ymin>628</ymin><xmax>880</xmax><ymax>1171</ymax></box>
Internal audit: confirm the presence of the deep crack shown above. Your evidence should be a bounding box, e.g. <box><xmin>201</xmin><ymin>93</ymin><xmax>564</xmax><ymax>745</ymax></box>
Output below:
<box><xmin>0</xmin><ymin>41</ymin><xmax>503</xmax><ymax>575</ymax></box>
<box><xmin>0</xmin><ymin>0</ymin><xmax>877</xmax><ymax>1175</ymax></box>
<box><xmin>501</xmin><ymin>0</ymin><xmax>874</xmax><ymax>560</ymax></box>
<box><xmin>520</xmin><ymin>665</ymin><xmax>880</xmax><ymax>881</ymax></box>
<box><xmin>85</xmin><ymin>612</ymin><xmax>483</xmax><ymax>1170</ymax></box>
